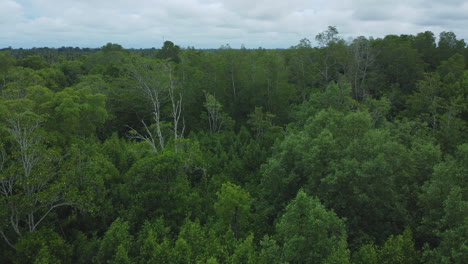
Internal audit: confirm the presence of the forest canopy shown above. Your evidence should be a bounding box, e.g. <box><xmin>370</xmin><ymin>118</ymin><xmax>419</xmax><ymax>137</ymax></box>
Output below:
<box><xmin>1</xmin><ymin>28</ymin><xmax>467</xmax><ymax>263</ymax></box>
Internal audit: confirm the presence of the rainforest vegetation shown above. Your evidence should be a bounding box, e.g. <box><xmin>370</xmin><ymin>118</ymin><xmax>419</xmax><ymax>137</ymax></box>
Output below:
<box><xmin>0</xmin><ymin>27</ymin><xmax>467</xmax><ymax>263</ymax></box>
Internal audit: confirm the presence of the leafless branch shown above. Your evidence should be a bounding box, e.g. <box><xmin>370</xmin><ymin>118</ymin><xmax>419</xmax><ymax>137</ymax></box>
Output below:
<box><xmin>32</xmin><ymin>202</ymin><xmax>76</xmax><ymax>231</ymax></box>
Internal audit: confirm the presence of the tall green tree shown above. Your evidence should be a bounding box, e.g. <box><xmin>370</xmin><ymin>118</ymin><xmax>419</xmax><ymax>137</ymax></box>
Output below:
<box><xmin>419</xmin><ymin>144</ymin><xmax>468</xmax><ymax>263</ymax></box>
<box><xmin>276</xmin><ymin>190</ymin><xmax>350</xmax><ymax>263</ymax></box>
<box><xmin>214</xmin><ymin>182</ymin><xmax>252</xmax><ymax>240</ymax></box>
<box><xmin>438</xmin><ymin>31</ymin><xmax>466</xmax><ymax>62</ymax></box>
<box><xmin>156</xmin><ymin>41</ymin><xmax>181</xmax><ymax>63</ymax></box>
<box><xmin>97</xmin><ymin>218</ymin><xmax>133</xmax><ymax>264</ymax></box>
<box><xmin>413</xmin><ymin>31</ymin><xmax>438</xmax><ymax>71</ymax></box>
<box><xmin>315</xmin><ymin>26</ymin><xmax>348</xmax><ymax>86</ymax></box>
<box><xmin>378</xmin><ymin>228</ymin><xmax>420</xmax><ymax>264</ymax></box>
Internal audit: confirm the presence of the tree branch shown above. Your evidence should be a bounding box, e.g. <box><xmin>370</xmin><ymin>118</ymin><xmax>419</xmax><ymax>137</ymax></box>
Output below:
<box><xmin>0</xmin><ymin>230</ymin><xmax>16</xmax><ymax>250</ymax></box>
<box><xmin>32</xmin><ymin>202</ymin><xmax>76</xmax><ymax>231</ymax></box>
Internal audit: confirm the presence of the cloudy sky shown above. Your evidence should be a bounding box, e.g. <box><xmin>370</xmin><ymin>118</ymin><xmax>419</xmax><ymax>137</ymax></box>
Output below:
<box><xmin>1</xmin><ymin>0</ymin><xmax>467</xmax><ymax>49</ymax></box>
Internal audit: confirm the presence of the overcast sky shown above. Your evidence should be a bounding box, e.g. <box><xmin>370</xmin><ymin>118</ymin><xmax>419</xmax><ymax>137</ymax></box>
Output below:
<box><xmin>1</xmin><ymin>0</ymin><xmax>467</xmax><ymax>49</ymax></box>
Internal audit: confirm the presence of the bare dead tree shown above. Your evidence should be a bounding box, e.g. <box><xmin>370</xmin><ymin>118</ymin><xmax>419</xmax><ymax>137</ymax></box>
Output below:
<box><xmin>204</xmin><ymin>92</ymin><xmax>223</xmax><ymax>133</ymax></box>
<box><xmin>348</xmin><ymin>37</ymin><xmax>376</xmax><ymax>100</ymax></box>
<box><xmin>128</xmin><ymin>120</ymin><xmax>160</xmax><ymax>154</ymax></box>
<box><xmin>0</xmin><ymin>148</ymin><xmax>17</xmax><ymax>249</ymax></box>
<box><xmin>127</xmin><ymin>59</ymin><xmax>185</xmax><ymax>153</ymax></box>
<box><xmin>0</xmin><ymin>114</ymin><xmax>74</xmax><ymax>249</ymax></box>
<box><xmin>127</xmin><ymin>59</ymin><xmax>166</xmax><ymax>152</ymax></box>
<box><xmin>165</xmin><ymin>63</ymin><xmax>185</xmax><ymax>141</ymax></box>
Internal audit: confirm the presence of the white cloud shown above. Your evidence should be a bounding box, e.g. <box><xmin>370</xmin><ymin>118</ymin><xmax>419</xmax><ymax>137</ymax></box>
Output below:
<box><xmin>0</xmin><ymin>0</ymin><xmax>24</xmax><ymax>24</ymax></box>
<box><xmin>1</xmin><ymin>0</ymin><xmax>467</xmax><ymax>48</ymax></box>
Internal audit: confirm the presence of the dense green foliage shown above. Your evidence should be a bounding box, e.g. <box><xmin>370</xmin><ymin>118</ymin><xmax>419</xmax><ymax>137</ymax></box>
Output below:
<box><xmin>1</xmin><ymin>29</ymin><xmax>467</xmax><ymax>263</ymax></box>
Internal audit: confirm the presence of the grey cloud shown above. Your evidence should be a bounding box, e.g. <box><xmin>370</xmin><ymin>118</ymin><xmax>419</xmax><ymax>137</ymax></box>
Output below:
<box><xmin>352</xmin><ymin>7</ymin><xmax>396</xmax><ymax>21</ymax></box>
<box><xmin>221</xmin><ymin>0</ymin><xmax>312</xmax><ymax>19</ymax></box>
<box><xmin>431</xmin><ymin>8</ymin><xmax>468</xmax><ymax>21</ymax></box>
<box><xmin>1</xmin><ymin>0</ymin><xmax>467</xmax><ymax>49</ymax></box>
